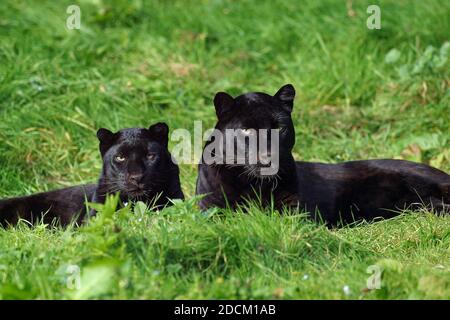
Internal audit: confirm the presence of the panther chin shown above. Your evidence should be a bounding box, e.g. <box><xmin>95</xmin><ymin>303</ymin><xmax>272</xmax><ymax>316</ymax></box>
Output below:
<box><xmin>126</xmin><ymin>189</ymin><xmax>148</xmax><ymax>199</ymax></box>
<box><xmin>242</xmin><ymin>164</ymin><xmax>280</xmax><ymax>180</ymax></box>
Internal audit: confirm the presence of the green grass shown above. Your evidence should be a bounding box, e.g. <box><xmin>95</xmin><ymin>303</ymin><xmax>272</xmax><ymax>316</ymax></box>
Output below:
<box><xmin>0</xmin><ymin>0</ymin><xmax>449</xmax><ymax>299</ymax></box>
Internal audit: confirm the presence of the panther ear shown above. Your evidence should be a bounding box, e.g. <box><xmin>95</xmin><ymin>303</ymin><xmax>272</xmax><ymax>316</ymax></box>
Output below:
<box><xmin>97</xmin><ymin>128</ymin><xmax>116</xmax><ymax>157</ymax></box>
<box><xmin>148</xmin><ymin>122</ymin><xmax>169</xmax><ymax>147</ymax></box>
<box><xmin>274</xmin><ymin>84</ymin><xmax>295</xmax><ymax>112</ymax></box>
<box><xmin>213</xmin><ymin>92</ymin><xmax>235</xmax><ymax>119</ymax></box>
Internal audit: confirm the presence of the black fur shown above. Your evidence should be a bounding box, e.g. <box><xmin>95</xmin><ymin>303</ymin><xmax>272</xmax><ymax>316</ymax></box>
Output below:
<box><xmin>0</xmin><ymin>185</ymin><xmax>97</xmax><ymax>226</ymax></box>
<box><xmin>196</xmin><ymin>85</ymin><xmax>450</xmax><ymax>226</ymax></box>
<box><xmin>0</xmin><ymin>123</ymin><xmax>184</xmax><ymax>227</ymax></box>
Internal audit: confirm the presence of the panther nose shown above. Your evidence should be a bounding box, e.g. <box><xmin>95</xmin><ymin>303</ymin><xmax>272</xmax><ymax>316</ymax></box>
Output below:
<box><xmin>258</xmin><ymin>152</ymin><xmax>271</xmax><ymax>165</ymax></box>
<box><xmin>128</xmin><ymin>173</ymin><xmax>144</xmax><ymax>186</ymax></box>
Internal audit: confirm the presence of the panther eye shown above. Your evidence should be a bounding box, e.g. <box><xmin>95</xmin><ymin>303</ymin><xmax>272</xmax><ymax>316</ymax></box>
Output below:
<box><xmin>114</xmin><ymin>155</ymin><xmax>126</xmax><ymax>163</ymax></box>
<box><xmin>241</xmin><ymin>128</ymin><xmax>254</xmax><ymax>135</ymax></box>
<box><xmin>147</xmin><ymin>154</ymin><xmax>156</xmax><ymax>161</ymax></box>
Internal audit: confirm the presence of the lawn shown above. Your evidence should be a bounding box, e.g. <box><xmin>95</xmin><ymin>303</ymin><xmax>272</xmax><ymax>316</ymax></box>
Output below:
<box><xmin>0</xmin><ymin>0</ymin><xmax>449</xmax><ymax>299</ymax></box>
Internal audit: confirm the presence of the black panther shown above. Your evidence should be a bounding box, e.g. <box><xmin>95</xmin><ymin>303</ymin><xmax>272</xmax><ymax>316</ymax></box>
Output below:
<box><xmin>0</xmin><ymin>122</ymin><xmax>184</xmax><ymax>227</ymax></box>
<box><xmin>196</xmin><ymin>84</ymin><xmax>450</xmax><ymax>226</ymax></box>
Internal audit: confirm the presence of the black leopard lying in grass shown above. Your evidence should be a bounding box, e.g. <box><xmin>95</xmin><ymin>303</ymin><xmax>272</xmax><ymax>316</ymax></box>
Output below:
<box><xmin>0</xmin><ymin>122</ymin><xmax>184</xmax><ymax>227</ymax></box>
<box><xmin>196</xmin><ymin>84</ymin><xmax>450</xmax><ymax>226</ymax></box>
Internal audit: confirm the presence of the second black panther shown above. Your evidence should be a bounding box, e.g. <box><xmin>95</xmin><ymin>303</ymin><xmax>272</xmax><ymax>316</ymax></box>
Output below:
<box><xmin>196</xmin><ymin>84</ymin><xmax>450</xmax><ymax>226</ymax></box>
